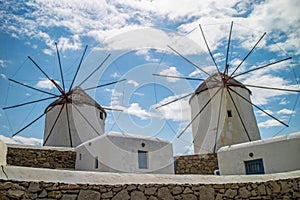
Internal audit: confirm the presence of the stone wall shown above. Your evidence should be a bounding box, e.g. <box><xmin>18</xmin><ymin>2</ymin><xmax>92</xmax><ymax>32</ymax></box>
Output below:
<box><xmin>174</xmin><ymin>153</ymin><xmax>218</xmax><ymax>174</ymax></box>
<box><xmin>5</xmin><ymin>143</ymin><xmax>218</xmax><ymax>174</ymax></box>
<box><xmin>0</xmin><ymin>177</ymin><xmax>299</xmax><ymax>199</ymax></box>
<box><xmin>6</xmin><ymin>144</ymin><xmax>76</xmax><ymax>169</ymax></box>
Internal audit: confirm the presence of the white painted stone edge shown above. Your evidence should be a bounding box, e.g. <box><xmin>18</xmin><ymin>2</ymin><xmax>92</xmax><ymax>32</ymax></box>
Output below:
<box><xmin>0</xmin><ymin>165</ymin><xmax>299</xmax><ymax>185</ymax></box>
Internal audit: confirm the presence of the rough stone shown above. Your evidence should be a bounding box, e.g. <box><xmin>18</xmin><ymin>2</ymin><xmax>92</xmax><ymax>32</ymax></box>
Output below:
<box><xmin>7</xmin><ymin>189</ymin><xmax>25</xmax><ymax>198</ymax></box>
<box><xmin>225</xmin><ymin>189</ymin><xmax>237</xmax><ymax>198</ymax></box>
<box><xmin>48</xmin><ymin>191</ymin><xmax>62</xmax><ymax>198</ymax></box>
<box><xmin>112</xmin><ymin>189</ymin><xmax>129</xmax><ymax>200</ymax></box>
<box><xmin>127</xmin><ymin>185</ymin><xmax>136</xmax><ymax>191</ymax></box>
<box><xmin>157</xmin><ymin>187</ymin><xmax>174</xmax><ymax>200</ymax></box>
<box><xmin>215</xmin><ymin>193</ymin><xmax>223</xmax><ymax>200</ymax></box>
<box><xmin>131</xmin><ymin>190</ymin><xmax>146</xmax><ymax>200</ymax></box>
<box><xmin>182</xmin><ymin>194</ymin><xmax>197</xmax><ymax>200</ymax></box>
<box><xmin>239</xmin><ymin>187</ymin><xmax>251</xmax><ymax>198</ymax></box>
<box><xmin>0</xmin><ymin>182</ymin><xmax>12</xmax><ymax>190</ymax></box>
<box><xmin>174</xmin><ymin>154</ymin><xmax>218</xmax><ymax>174</ymax></box>
<box><xmin>38</xmin><ymin>189</ymin><xmax>48</xmax><ymax>197</ymax></box>
<box><xmin>269</xmin><ymin>181</ymin><xmax>281</xmax><ymax>193</ymax></box>
<box><xmin>6</xmin><ymin>146</ymin><xmax>76</xmax><ymax>169</ymax></box>
<box><xmin>183</xmin><ymin>187</ymin><xmax>193</xmax><ymax>194</ymax></box>
<box><xmin>257</xmin><ymin>184</ymin><xmax>266</xmax><ymax>195</ymax></box>
<box><xmin>102</xmin><ymin>191</ymin><xmax>113</xmax><ymax>199</ymax></box>
<box><xmin>78</xmin><ymin>190</ymin><xmax>100</xmax><ymax>200</ymax></box>
<box><xmin>145</xmin><ymin>187</ymin><xmax>157</xmax><ymax>195</ymax></box>
<box><xmin>199</xmin><ymin>186</ymin><xmax>215</xmax><ymax>200</ymax></box>
<box><xmin>61</xmin><ymin>194</ymin><xmax>77</xmax><ymax>200</ymax></box>
<box><xmin>28</xmin><ymin>182</ymin><xmax>42</xmax><ymax>193</ymax></box>
<box><xmin>281</xmin><ymin>181</ymin><xmax>290</xmax><ymax>193</ymax></box>
<box><xmin>172</xmin><ymin>186</ymin><xmax>182</xmax><ymax>195</ymax></box>
<box><xmin>149</xmin><ymin>196</ymin><xmax>158</xmax><ymax>200</ymax></box>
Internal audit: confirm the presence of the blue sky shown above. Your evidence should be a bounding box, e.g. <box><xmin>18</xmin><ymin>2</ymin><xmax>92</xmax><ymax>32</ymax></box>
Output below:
<box><xmin>0</xmin><ymin>0</ymin><xmax>299</xmax><ymax>155</ymax></box>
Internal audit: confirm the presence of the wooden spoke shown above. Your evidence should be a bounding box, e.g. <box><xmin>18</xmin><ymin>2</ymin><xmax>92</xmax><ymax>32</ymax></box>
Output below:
<box><xmin>229</xmin><ymin>32</ymin><xmax>266</xmax><ymax>77</ymax></box>
<box><xmin>232</xmin><ymin>57</ymin><xmax>292</xmax><ymax>79</ymax></box>
<box><xmin>55</xmin><ymin>43</ymin><xmax>65</xmax><ymax>91</ymax></box>
<box><xmin>43</xmin><ymin>103</ymin><xmax>66</xmax><ymax>145</ymax></box>
<box><xmin>227</xmin><ymin>88</ymin><xmax>251</xmax><ymax>141</ymax></box>
<box><xmin>155</xmin><ymin>92</ymin><xmax>193</xmax><ymax>109</ymax></box>
<box><xmin>199</xmin><ymin>24</ymin><xmax>220</xmax><ymax>73</ymax></box>
<box><xmin>244</xmin><ymin>84</ymin><xmax>300</xmax><ymax>93</ymax></box>
<box><xmin>83</xmin><ymin>79</ymin><xmax>126</xmax><ymax>91</ymax></box>
<box><xmin>152</xmin><ymin>73</ymin><xmax>204</xmax><ymax>81</ymax></box>
<box><xmin>12</xmin><ymin>105</ymin><xmax>56</xmax><ymax>137</ymax></box>
<box><xmin>167</xmin><ymin>45</ymin><xmax>211</xmax><ymax>77</ymax></box>
<box><xmin>177</xmin><ymin>87</ymin><xmax>222</xmax><ymax>139</ymax></box>
<box><xmin>9</xmin><ymin>78</ymin><xmax>59</xmax><ymax>97</ymax></box>
<box><xmin>69</xmin><ymin>45</ymin><xmax>88</xmax><ymax>91</ymax></box>
<box><xmin>228</xmin><ymin>87</ymin><xmax>288</xmax><ymax>127</ymax></box>
<box><xmin>3</xmin><ymin>96</ymin><xmax>58</xmax><ymax>110</ymax></box>
<box><xmin>78</xmin><ymin>54</ymin><xmax>111</xmax><ymax>87</ymax></box>
<box><xmin>213</xmin><ymin>87</ymin><xmax>224</xmax><ymax>153</ymax></box>
<box><xmin>73</xmin><ymin>104</ymin><xmax>101</xmax><ymax>136</ymax></box>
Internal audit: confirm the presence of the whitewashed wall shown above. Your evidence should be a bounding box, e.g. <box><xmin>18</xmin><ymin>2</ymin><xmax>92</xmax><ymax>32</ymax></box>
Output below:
<box><xmin>0</xmin><ymin>140</ymin><xmax>7</xmax><ymax>165</ymax></box>
<box><xmin>75</xmin><ymin>132</ymin><xmax>174</xmax><ymax>174</ymax></box>
<box><xmin>217</xmin><ymin>132</ymin><xmax>300</xmax><ymax>175</ymax></box>
<box><xmin>44</xmin><ymin>103</ymin><xmax>105</xmax><ymax>147</ymax></box>
<box><xmin>190</xmin><ymin>85</ymin><xmax>260</xmax><ymax>154</ymax></box>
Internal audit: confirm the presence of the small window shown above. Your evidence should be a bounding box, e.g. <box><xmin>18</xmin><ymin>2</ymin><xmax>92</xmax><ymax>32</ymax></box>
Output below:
<box><xmin>227</xmin><ymin>110</ymin><xmax>232</xmax><ymax>117</ymax></box>
<box><xmin>138</xmin><ymin>150</ymin><xmax>148</xmax><ymax>169</ymax></box>
<box><xmin>100</xmin><ymin>112</ymin><xmax>104</xmax><ymax>120</ymax></box>
<box><xmin>95</xmin><ymin>156</ymin><xmax>99</xmax><ymax>169</ymax></box>
<box><xmin>79</xmin><ymin>153</ymin><xmax>82</xmax><ymax>160</ymax></box>
<box><xmin>245</xmin><ymin>159</ymin><xmax>265</xmax><ymax>175</ymax></box>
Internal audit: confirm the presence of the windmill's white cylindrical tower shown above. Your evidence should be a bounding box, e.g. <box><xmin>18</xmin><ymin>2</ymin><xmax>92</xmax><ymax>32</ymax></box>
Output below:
<box><xmin>190</xmin><ymin>73</ymin><xmax>260</xmax><ymax>154</ymax></box>
<box><xmin>43</xmin><ymin>87</ymin><xmax>106</xmax><ymax>147</ymax></box>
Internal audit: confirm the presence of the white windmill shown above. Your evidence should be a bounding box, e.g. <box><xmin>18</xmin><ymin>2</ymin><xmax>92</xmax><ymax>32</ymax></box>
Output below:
<box><xmin>3</xmin><ymin>44</ymin><xmax>124</xmax><ymax>147</ymax></box>
<box><xmin>154</xmin><ymin>22</ymin><xmax>299</xmax><ymax>154</ymax></box>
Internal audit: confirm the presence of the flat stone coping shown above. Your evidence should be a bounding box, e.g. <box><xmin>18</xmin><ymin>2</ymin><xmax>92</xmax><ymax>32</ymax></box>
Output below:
<box><xmin>6</xmin><ymin>144</ymin><xmax>75</xmax><ymax>151</ymax></box>
<box><xmin>1</xmin><ymin>165</ymin><xmax>299</xmax><ymax>185</ymax></box>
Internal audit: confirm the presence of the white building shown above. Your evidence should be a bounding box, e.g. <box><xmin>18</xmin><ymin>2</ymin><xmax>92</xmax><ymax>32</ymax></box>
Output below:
<box><xmin>217</xmin><ymin>132</ymin><xmax>300</xmax><ymax>175</ymax></box>
<box><xmin>75</xmin><ymin>132</ymin><xmax>174</xmax><ymax>174</ymax></box>
<box><xmin>189</xmin><ymin>73</ymin><xmax>261</xmax><ymax>154</ymax></box>
<box><xmin>44</xmin><ymin>86</ymin><xmax>106</xmax><ymax>147</ymax></box>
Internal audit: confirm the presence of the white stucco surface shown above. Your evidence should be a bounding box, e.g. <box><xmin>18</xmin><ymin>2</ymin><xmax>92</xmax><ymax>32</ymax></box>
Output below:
<box><xmin>218</xmin><ymin>132</ymin><xmax>300</xmax><ymax>175</ymax></box>
<box><xmin>0</xmin><ymin>140</ymin><xmax>7</xmax><ymax>165</ymax></box>
<box><xmin>44</xmin><ymin>87</ymin><xmax>106</xmax><ymax>148</ymax></box>
<box><xmin>190</xmin><ymin>74</ymin><xmax>260</xmax><ymax>154</ymax></box>
<box><xmin>75</xmin><ymin>132</ymin><xmax>174</xmax><ymax>174</ymax></box>
<box><xmin>0</xmin><ymin>165</ymin><xmax>299</xmax><ymax>185</ymax></box>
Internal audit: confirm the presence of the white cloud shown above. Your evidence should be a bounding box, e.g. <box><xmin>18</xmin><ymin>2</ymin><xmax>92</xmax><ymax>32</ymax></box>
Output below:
<box><xmin>57</xmin><ymin>35</ymin><xmax>82</xmax><ymax>52</ymax></box>
<box><xmin>111</xmin><ymin>72</ymin><xmax>120</xmax><ymax>78</ymax></box>
<box><xmin>242</xmin><ymin>74</ymin><xmax>296</xmax><ymax>105</ymax></box>
<box><xmin>277</xmin><ymin>109</ymin><xmax>296</xmax><ymax>115</ymax></box>
<box><xmin>159</xmin><ymin>66</ymin><xmax>181</xmax><ymax>83</ymax></box>
<box><xmin>126</xmin><ymin>103</ymin><xmax>150</xmax><ymax>120</ymax></box>
<box><xmin>135</xmin><ymin>49</ymin><xmax>160</xmax><ymax>62</ymax></box>
<box><xmin>279</xmin><ymin>98</ymin><xmax>288</xmax><ymax>105</ymax></box>
<box><xmin>155</xmin><ymin>93</ymin><xmax>191</xmax><ymax>122</ymax></box>
<box><xmin>36</xmin><ymin>78</ymin><xmax>59</xmax><ymax>89</ymax></box>
<box><xmin>0</xmin><ymin>74</ymin><xmax>6</xmax><ymax>79</ymax></box>
<box><xmin>258</xmin><ymin>119</ymin><xmax>282</xmax><ymax>128</ymax></box>
<box><xmin>127</xmin><ymin>80</ymin><xmax>139</xmax><ymax>87</ymax></box>
<box><xmin>134</xmin><ymin>92</ymin><xmax>144</xmax><ymax>96</ymax></box>
<box><xmin>189</xmin><ymin>65</ymin><xmax>216</xmax><ymax>77</ymax></box>
<box><xmin>256</xmin><ymin>109</ymin><xmax>273</xmax><ymax>117</ymax></box>
<box><xmin>0</xmin><ymin>134</ymin><xmax>42</xmax><ymax>146</ymax></box>
<box><xmin>0</xmin><ymin>60</ymin><xmax>5</xmax><ymax>67</ymax></box>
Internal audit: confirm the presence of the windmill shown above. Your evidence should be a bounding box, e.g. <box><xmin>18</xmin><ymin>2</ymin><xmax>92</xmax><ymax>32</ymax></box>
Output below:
<box><xmin>154</xmin><ymin>22</ymin><xmax>300</xmax><ymax>154</ymax></box>
<box><xmin>3</xmin><ymin>44</ymin><xmax>124</xmax><ymax>147</ymax></box>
